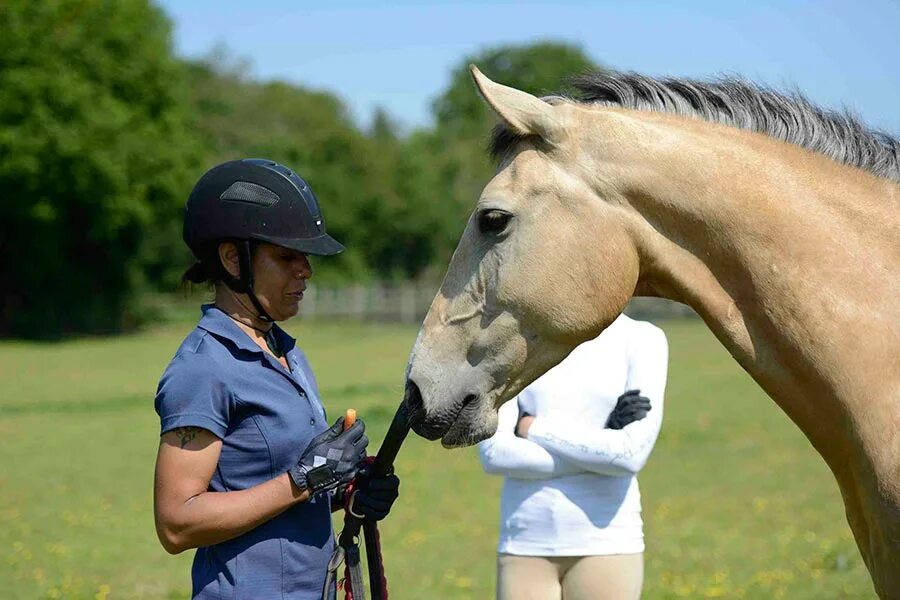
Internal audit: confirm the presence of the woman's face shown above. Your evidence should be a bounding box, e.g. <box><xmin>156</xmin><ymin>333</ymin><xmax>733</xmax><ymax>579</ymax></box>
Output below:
<box><xmin>249</xmin><ymin>242</ymin><xmax>313</xmax><ymax>321</ymax></box>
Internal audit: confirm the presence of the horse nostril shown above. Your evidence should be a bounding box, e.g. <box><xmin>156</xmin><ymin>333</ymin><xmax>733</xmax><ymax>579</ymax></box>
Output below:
<box><xmin>405</xmin><ymin>379</ymin><xmax>424</xmax><ymax>415</ymax></box>
<box><xmin>462</xmin><ymin>394</ymin><xmax>477</xmax><ymax>408</ymax></box>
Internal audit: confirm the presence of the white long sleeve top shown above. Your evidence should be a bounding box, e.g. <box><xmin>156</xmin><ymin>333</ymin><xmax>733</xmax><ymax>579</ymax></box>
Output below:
<box><xmin>478</xmin><ymin>314</ymin><xmax>668</xmax><ymax>556</ymax></box>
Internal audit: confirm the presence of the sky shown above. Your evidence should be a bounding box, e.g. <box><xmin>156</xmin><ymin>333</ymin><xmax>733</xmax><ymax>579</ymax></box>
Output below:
<box><xmin>156</xmin><ymin>0</ymin><xmax>900</xmax><ymax>135</ymax></box>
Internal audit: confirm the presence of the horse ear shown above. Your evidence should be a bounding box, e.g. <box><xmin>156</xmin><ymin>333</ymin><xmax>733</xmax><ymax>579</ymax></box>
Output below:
<box><xmin>469</xmin><ymin>64</ymin><xmax>564</xmax><ymax>144</ymax></box>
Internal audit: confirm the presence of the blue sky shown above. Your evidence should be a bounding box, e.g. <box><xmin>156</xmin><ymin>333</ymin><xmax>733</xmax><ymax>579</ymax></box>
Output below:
<box><xmin>157</xmin><ymin>0</ymin><xmax>900</xmax><ymax>135</ymax></box>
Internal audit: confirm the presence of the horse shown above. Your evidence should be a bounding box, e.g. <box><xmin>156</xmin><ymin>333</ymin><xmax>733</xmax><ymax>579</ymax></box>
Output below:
<box><xmin>403</xmin><ymin>65</ymin><xmax>900</xmax><ymax>597</ymax></box>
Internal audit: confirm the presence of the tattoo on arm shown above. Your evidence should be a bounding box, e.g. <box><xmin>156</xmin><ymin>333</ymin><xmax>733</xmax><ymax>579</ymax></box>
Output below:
<box><xmin>174</xmin><ymin>427</ymin><xmax>201</xmax><ymax>449</ymax></box>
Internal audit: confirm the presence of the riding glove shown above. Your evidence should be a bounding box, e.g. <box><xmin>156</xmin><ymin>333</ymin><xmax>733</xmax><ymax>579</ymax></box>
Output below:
<box><xmin>289</xmin><ymin>416</ymin><xmax>368</xmax><ymax>496</ymax></box>
<box><xmin>347</xmin><ymin>467</ymin><xmax>401</xmax><ymax>522</ymax></box>
<box><xmin>606</xmin><ymin>389</ymin><xmax>652</xmax><ymax>430</ymax></box>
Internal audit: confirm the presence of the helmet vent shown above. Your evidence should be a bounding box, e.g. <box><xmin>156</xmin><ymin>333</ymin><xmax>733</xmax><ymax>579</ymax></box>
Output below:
<box><xmin>219</xmin><ymin>181</ymin><xmax>280</xmax><ymax>207</ymax></box>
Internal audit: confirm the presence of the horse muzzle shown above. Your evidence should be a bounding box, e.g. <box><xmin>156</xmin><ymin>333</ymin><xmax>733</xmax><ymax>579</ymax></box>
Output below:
<box><xmin>404</xmin><ymin>379</ymin><xmax>490</xmax><ymax>446</ymax></box>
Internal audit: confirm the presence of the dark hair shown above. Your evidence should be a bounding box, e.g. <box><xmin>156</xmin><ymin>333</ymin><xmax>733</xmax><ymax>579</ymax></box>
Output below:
<box><xmin>182</xmin><ymin>242</ymin><xmax>223</xmax><ymax>286</ymax></box>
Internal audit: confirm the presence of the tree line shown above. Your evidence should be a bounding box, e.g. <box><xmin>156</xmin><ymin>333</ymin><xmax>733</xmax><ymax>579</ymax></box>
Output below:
<box><xmin>0</xmin><ymin>0</ymin><xmax>599</xmax><ymax>337</ymax></box>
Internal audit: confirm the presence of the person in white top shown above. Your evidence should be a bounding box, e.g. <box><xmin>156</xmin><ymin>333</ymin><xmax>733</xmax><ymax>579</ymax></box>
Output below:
<box><xmin>479</xmin><ymin>314</ymin><xmax>668</xmax><ymax>600</ymax></box>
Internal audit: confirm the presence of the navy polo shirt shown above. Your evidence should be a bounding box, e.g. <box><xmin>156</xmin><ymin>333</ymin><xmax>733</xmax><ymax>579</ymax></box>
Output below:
<box><xmin>155</xmin><ymin>305</ymin><xmax>335</xmax><ymax>599</ymax></box>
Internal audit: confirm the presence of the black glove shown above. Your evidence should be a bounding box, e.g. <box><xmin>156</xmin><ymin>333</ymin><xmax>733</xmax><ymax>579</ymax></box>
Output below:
<box><xmin>348</xmin><ymin>467</ymin><xmax>400</xmax><ymax>522</ymax></box>
<box><xmin>606</xmin><ymin>389</ymin><xmax>652</xmax><ymax>430</ymax></box>
<box><xmin>289</xmin><ymin>417</ymin><xmax>368</xmax><ymax>496</ymax></box>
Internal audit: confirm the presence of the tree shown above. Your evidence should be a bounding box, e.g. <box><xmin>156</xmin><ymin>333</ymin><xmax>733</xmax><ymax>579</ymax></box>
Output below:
<box><xmin>186</xmin><ymin>57</ymin><xmax>452</xmax><ymax>282</ymax></box>
<box><xmin>0</xmin><ymin>0</ymin><xmax>200</xmax><ymax>336</ymax></box>
<box><xmin>0</xmin><ymin>24</ymin><xmax>605</xmax><ymax>338</ymax></box>
<box><xmin>180</xmin><ymin>41</ymin><xmax>601</xmax><ymax>283</ymax></box>
<box><xmin>186</xmin><ymin>55</ymin><xmax>380</xmax><ymax>282</ymax></box>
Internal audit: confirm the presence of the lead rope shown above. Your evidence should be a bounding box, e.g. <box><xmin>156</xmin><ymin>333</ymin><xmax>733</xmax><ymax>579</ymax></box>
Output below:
<box><xmin>323</xmin><ymin>545</ymin><xmax>344</xmax><ymax>600</ymax></box>
<box><xmin>321</xmin><ymin>462</ymin><xmax>380</xmax><ymax>600</ymax></box>
<box><xmin>337</xmin><ymin>458</ymin><xmax>384</xmax><ymax>600</ymax></box>
<box><xmin>362</xmin><ymin>520</ymin><xmax>389</xmax><ymax>599</ymax></box>
<box><xmin>324</xmin><ymin>405</ymin><xmax>411</xmax><ymax>600</ymax></box>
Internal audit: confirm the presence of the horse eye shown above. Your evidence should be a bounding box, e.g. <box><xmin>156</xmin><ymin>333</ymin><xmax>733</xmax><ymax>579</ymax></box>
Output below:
<box><xmin>477</xmin><ymin>209</ymin><xmax>513</xmax><ymax>235</ymax></box>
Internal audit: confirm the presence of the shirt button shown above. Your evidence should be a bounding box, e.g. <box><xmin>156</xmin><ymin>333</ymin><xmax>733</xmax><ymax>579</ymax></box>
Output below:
<box><xmin>310</xmin><ymin>419</ymin><xmax>316</xmax><ymax>425</ymax></box>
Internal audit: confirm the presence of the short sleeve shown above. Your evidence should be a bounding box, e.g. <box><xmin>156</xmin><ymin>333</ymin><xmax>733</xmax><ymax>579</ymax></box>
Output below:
<box><xmin>154</xmin><ymin>352</ymin><xmax>232</xmax><ymax>439</ymax></box>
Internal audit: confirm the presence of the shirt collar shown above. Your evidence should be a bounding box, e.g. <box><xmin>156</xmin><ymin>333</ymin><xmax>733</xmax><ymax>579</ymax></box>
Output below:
<box><xmin>197</xmin><ymin>304</ymin><xmax>296</xmax><ymax>357</ymax></box>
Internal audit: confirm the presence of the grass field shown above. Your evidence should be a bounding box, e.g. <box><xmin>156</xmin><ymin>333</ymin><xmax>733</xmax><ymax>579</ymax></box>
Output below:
<box><xmin>0</xmin><ymin>316</ymin><xmax>874</xmax><ymax>598</ymax></box>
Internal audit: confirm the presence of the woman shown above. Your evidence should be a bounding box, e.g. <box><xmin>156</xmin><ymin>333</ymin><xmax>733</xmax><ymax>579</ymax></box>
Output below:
<box><xmin>153</xmin><ymin>158</ymin><xmax>400</xmax><ymax>599</ymax></box>
<box><xmin>479</xmin><ymin>314</ymin><xmax>668</xmax><ymax>600</ymax></box>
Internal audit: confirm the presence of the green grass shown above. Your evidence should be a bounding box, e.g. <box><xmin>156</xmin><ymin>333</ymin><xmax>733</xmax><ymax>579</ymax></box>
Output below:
<box><xmin>0</xmin><ymin>319</ymin><xmax>873</xmax><ymax>598</ymax></box>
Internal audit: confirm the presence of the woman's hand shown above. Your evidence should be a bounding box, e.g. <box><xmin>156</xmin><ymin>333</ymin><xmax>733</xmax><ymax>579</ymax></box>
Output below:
<box><xmin>288</xmin><ymin>416</ymin><xmax>368</xmax><ymax>495</ymax></box>
<box><xmin>606</xmin><ymin>390</ymin><xmax>652</xmax><ymax>430</ymax></box>
<box><xmin>347</xmin><ymin>469</ymin><xmax>400</xmax><ymax>522</ymax></box>
<box><xmin>515</xmin><ymin>413</ymin><xmax>536</xmax><ymax>438</ymax></box>
<box><xmin>515</xmin><ymin>395</ymin><xmax>536</xmax><ymax>437</ymax></box>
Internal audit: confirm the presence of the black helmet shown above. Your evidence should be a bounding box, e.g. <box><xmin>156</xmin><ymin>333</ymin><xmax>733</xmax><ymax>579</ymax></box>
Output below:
<box><xmin>183</xmin><ymin>158</ymin><xmax>344</xmax><ymax>257</ymax></box>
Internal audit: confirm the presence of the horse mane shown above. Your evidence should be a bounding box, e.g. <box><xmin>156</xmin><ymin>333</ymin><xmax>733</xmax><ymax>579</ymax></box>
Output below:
<box><xmin>489</xmin><ymin>71</ymin><xmax>900</xmax><ymax>184</ymax></box>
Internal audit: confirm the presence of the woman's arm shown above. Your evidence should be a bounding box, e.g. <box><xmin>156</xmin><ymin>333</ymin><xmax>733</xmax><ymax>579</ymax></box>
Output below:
<box><xmin>478</xmin><ymin>399</ymin><xmax>583</xmax><ymax>479</ymax></box>
<box><xmin>153</xmin><ymin>427</ymin><xmax>309</xmax><ymax>554</ymax></box>
<box><xmin>526</xmin><ymin>324</ymin><xmax>669</xmax><ymax>477</ymax></box>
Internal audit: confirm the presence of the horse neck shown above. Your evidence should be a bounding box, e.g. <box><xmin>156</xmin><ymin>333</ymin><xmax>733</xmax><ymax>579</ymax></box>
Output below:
<box><xmin>597</xmin><ymin>112</ymin><xmax>900</xmax><ymax>466</ymax></box>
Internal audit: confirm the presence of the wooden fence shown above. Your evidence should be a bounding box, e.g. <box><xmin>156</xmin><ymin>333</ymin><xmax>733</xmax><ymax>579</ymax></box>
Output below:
<box><xmin>298</xmin><ymin>282</ymin><xmax>697</xmax><ymax>323</ymax></box>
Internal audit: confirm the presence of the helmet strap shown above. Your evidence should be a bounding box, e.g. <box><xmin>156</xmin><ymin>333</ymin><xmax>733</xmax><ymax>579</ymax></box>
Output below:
<box><xmin>240</xmin><ymin>240</ymin><xmax>274</xmax><ymax>323</ymax></box>
<box><xmin>247</xmin><ymin>290</ymin><xmax>273</xmax><ymax>324</ymax></box>
<box><xmin>222</xmin><ymin>240</ymin><xmax>274</xmax><ymax>323</ymax></box>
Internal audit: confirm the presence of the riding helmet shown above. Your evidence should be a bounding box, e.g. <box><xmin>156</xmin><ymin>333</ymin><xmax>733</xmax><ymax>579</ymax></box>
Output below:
<box><xmin>183</xmin><ymin>158</ymin><xmax>344</xmax><ymax>257</ymax></box>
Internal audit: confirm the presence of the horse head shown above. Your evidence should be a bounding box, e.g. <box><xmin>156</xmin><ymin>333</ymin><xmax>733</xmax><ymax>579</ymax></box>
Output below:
<box><xmin>404</xmin><ymin>67</ymin><xmax>640</xmax><ymax>447</ymax></box>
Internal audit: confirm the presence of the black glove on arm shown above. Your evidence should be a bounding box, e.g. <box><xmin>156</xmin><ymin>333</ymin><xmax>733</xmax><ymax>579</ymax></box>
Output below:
<box><xmin>606</xmin><ymin>389</ymin><xmax>652</xmax><ymax>430</ymax></box>
<box><xmin>348</xmin><ymin>467</ymin><xmax>400</xmax><ymax>522</ymax></box>
<box><xmin>289</xmin><ymin>417</ymin><xmax>368</xmax><ymax>496</ymax></box>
